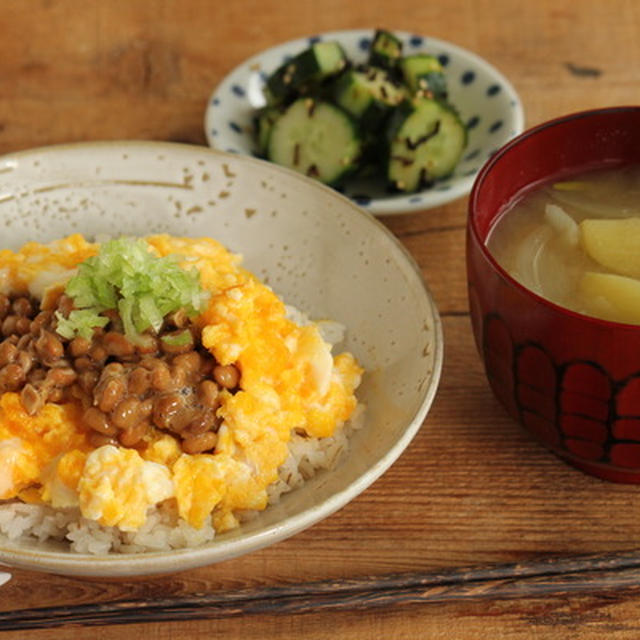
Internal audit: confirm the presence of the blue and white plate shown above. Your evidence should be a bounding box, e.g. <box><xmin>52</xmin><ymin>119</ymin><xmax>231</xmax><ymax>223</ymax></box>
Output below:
<box><xmin>204</xmin><ymin>29</ymin><xmax>525</xmax><ymax>215</ymax></box>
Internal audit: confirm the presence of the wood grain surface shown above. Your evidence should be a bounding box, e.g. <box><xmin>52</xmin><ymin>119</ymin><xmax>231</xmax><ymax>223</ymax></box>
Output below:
<box><xmin>2</xmin><ymin>1</ymin><xmax>640</xmax><ymax>638</ymax></box>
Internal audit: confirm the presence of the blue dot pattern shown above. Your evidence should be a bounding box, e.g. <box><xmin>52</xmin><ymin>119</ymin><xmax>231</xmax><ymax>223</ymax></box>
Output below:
<box><xmin>461</xmin><ymin>70</ymin><xmax>476</xmax><ymax>84</ymax></box>
<box><xmin>210</xmin><ymin>29</ymin><xmax>523</xmax><ymax>212</ymax></box>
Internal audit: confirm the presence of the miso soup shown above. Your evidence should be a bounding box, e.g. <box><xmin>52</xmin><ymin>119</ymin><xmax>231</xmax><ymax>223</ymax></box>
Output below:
<box><xmin>487</xmin><ymin>164</ymin><xmax>640</xmax><ymax>325</ymax></box>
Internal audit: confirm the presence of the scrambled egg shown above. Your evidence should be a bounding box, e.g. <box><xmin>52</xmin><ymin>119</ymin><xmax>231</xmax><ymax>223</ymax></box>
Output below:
<box><xmin>0</xmin><ymin>234</ymin><xmax>363</xmax><ymax>533</ymax></box>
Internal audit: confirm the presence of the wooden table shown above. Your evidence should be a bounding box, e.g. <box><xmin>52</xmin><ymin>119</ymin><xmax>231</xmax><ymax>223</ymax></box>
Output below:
<box><xmin>2</xmin><ymin>1</ymin><xmax>640</xmax><ymax>637</ymax></box>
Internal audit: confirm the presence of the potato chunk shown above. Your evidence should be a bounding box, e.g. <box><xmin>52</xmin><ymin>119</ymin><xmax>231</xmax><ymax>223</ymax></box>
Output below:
<box><xmin>580</xmin><ymin>217</ymin><xmax>640</xmax><ymax>278</ymax></box>
<box><xmin>580</xmin><ymin>271</ymin><xmax>640</xmax><ymax>324</ymax></box>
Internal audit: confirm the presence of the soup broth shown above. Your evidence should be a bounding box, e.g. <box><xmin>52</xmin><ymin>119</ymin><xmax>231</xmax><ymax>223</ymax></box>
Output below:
<box><xmin>487</xmin><ymin>164</ymin><xmax>640</xmax><ymax>325</ymax></box>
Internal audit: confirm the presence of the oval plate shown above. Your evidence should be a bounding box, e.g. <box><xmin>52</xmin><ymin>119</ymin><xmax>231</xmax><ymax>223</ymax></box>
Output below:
<box><xmin>205</xmin><ymin>29</ymin><xmax>524</xmax><ymax>215</ymax></box>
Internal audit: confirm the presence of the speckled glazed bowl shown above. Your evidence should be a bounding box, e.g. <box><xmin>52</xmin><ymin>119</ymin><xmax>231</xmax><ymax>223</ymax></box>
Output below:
<box><xmin>0</xmin><ymin>141</ymin><xmax>442</xmax><ymax>576</ymax></box>
<box><xmin>467</xmin><ymin>106</ymin><xmax>640</xmax><ymax>483</ymax></box>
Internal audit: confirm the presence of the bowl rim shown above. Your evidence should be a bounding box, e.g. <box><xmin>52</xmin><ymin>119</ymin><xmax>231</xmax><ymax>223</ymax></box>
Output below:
<box><xmin>0</xmin><ymin>139</ymin><xmax>444</xmax><ymax>576</ymax></box>
<box><xmin>468</xmin><ymin>104</ymin><xmax>640</xmax><ymax>331</ymax></box>
<box><xmin>204</xmin><ymin>27</ymin><xmax>525</xmax><ymax>216</ymax></box>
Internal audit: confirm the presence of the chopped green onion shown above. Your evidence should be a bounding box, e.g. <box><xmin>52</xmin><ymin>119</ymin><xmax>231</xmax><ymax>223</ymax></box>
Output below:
<box><xmin>138</xmin><ymin>294</ymin><xmax>164</xmax><ymax>333</ymax></box>
<box><xmin>160</xmin><ymin>330</ymin><xmax>193</xmax><ymax>347</ymax></box>
<box><xmin>55</xmin><ymin>309</ymin><xmax>109</xmax><ymax>341</ymax></box>
<box><xmin>117</xmin><ymin>297</ymin><xmax>138</xmax><ymax>344</ymax></box>
<box><xmin>60</xmin><ymin>237</ymin><xmax>210</xmax><ymax>342</ymax></box>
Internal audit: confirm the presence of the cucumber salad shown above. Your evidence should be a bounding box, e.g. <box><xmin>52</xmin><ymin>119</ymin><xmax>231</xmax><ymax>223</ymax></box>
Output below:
<box><xmin>254</xmin><ymin>29</ymin><xmax>467</xmax><ymax>193</ymax></box>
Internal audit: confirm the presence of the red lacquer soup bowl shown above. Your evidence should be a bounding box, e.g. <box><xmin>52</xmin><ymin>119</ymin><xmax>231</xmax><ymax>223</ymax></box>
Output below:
<box><xmin>467</xmin><ymin>106</ymin><xmax>640</xmax><ymax>483</ymax></box>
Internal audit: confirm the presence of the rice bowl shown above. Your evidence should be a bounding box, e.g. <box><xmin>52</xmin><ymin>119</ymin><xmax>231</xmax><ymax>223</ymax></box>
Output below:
<box><xmin>0</xmin><ymin>142</ymin><xmax>442</xmax><ymax>576</ymax></box>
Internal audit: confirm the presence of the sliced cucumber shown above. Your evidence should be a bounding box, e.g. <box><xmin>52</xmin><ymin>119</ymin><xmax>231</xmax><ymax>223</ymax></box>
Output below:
<box><xmin>254</xmin><ymin>106</ymin><xmax>282</xmax><ymax>156</ymax></box>
<box><xmin>399</xmin><ymin>54</ymin><xmax>448</xmax><ymax>99</ymax></box>
<box><xmin>368</xmin><ymin>29</ymin><xmax>403</xmax><ymax>71</ymax></box>
<box><xmin>333</xmin><ymin>66</ymin><xmax>407</xmax><ymax>130</ymax></box>
<box><xmin>386</xmin><ymin>98</ymin><xmax>467</xmax><ymax>192</ymax></box>
<box><xmin>267</xmin><ymin>98</ymin><xmax>362</xmax><ymax>185</ymax></box>
<box><xmin>254</xmin><ymin>30</ymin><xmax>467</xmax><ymax>190</ymax></box>
<box><xmin>265</xmin><ymin>41</ymin><xmax>347</xmax><ymax>105</ymax></box>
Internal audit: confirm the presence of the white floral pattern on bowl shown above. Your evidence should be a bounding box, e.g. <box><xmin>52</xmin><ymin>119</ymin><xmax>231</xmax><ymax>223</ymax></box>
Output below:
<box><xmin>205</xmin><ymin>29</ymin><xmax>525</xmax><ymax>215</ymax></box>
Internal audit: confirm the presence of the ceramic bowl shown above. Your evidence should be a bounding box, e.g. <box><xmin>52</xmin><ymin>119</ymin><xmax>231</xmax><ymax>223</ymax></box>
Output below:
<box><xmin>467</xmin><ymin>106</ymin><xmax>640</xmax><ymax>483</ymax></box>
<box><xmin>0</xmin><ymin>141</ymin><xmax>442</xmax><ymax>576</ymax></box>
<box><xmin>204</xmin><ymin>29</ymin><xmax>524</xmax><ymax>215</ymax></box>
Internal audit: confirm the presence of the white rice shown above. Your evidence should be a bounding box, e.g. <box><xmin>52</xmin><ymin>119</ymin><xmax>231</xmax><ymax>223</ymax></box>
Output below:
<box><xmin>0</xmin><ymin>403</ymin><xmax>365</xmax><ymax>554</ymax></box>
<box><xmin>0</xmin><ymin>302</ymin><xmax>364</xmax><ymax>555</ymax></box>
